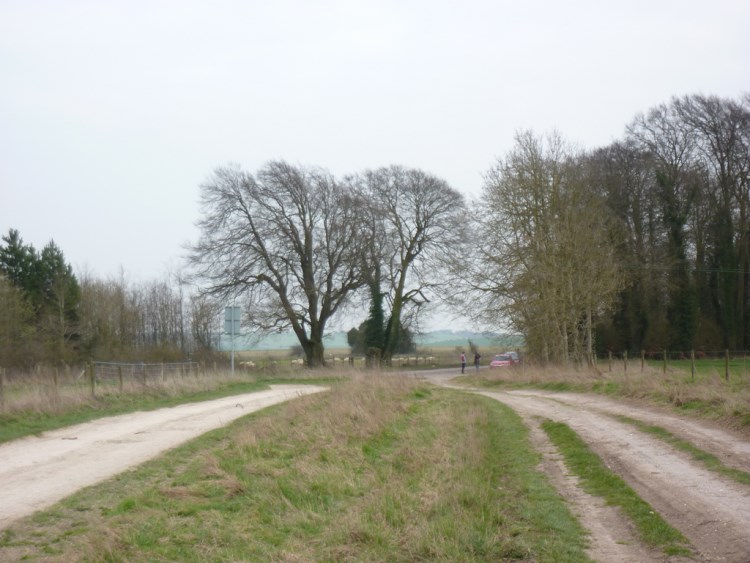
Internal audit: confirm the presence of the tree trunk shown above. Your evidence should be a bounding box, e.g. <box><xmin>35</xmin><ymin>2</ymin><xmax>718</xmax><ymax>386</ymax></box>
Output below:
<box><xmin>302</xmin><ymin>339</ymin><xmax>325</xmax><ymax>368</ymax></box>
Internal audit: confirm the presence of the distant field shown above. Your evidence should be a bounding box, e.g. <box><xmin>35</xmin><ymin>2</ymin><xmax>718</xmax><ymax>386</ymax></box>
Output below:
<box><xmin>233</xmin><ymin>344</ymin><xmax>520</xmax><ymax>371</ymax></box>
<box><xmin>219</xmin><ymin>330</ymin><xmax>523</xmax><ymax>353</ymax></box>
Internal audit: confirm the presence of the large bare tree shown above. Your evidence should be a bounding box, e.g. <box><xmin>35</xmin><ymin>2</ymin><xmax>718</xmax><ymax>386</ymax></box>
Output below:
<box><xmin>190</xmin><ymin>161</ymin><xmax>364</xmax><ymax>367</ymax></box>
<box><xmin>350</xmin><ymin>166</ymin><xmax>466</xmax><ymax>363</ymax></box>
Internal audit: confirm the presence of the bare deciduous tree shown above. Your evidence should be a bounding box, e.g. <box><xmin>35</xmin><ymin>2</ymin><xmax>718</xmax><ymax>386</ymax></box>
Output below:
<box><xmin>190</xmin><ymin>161</ymin><xmax>364</xmax><ymax>367</ymax></box>
<box><xmin>351</xmin><ymin>166</ymin><xmax>466</xmax><ymax>363</ymax></box>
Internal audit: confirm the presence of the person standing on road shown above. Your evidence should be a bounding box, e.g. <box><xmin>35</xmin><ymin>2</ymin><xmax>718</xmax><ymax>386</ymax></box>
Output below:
<box><xmin>474</xmin><ymin>351</ymin><xmax>481</xmax><ymax>372</ymax></box>
<box><xmin>460</xmin><ymin>352</ymin><xmax>466</xmax><ymax>374</ymax></box>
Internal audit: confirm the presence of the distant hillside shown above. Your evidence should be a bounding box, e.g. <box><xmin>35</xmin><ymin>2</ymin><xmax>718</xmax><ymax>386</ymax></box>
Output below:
<box><xmin>219</xmin><ymin>330</ymin><xmax>522</xmax><ymax>352</ymax></box>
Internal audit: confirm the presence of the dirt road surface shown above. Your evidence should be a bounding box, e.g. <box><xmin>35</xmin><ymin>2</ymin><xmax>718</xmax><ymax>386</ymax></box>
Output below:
<box><xmin>416</xmin><ymin>369</ymin><xmax>750</xmax><ymax>561</ymax></box>
<box><xmin>0</xmin><ymin>384</ymin><xmax>326</xmax><ymax>531</ymax></box>
<box><xmin>480</xmin><ymin>389</ymin><xmax>750</xmax><ymax>562</ymax></box>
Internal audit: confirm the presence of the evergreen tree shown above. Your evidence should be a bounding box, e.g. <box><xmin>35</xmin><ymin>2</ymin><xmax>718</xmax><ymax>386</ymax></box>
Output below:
<box><xmin>0</xmin><ymin>229</ymin><xmax>80</xmax><ymax>363</ymax></box>
<box><xmin>0</xmin><ymin>229</ymin><xmax>37</xmax><ymax>296</ymax></box>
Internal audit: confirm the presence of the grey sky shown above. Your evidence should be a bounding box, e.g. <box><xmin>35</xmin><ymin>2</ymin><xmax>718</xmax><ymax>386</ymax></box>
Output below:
<box><xmin>2</xmin><ymin>0</ymin><xmax>748</xmax><ymax>287</ymax></box>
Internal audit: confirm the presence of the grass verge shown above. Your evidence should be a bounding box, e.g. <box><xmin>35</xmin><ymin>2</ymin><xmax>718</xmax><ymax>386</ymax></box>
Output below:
<box><xmin>541</xmin><ymin>420</ymin><xmax>692</xmax><ymax>557</ymax></box>
<box><xmin>0</xmin><ymin>376</ymin><xmax>590</xmax><ymax>562</ymax></box>
<box><xmin>614</xmin><ymin>415</ymin><xmax>750</xmax><ymax>486</ymax></box>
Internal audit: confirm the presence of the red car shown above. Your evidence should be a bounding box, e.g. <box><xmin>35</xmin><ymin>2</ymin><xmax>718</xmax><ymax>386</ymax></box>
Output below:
<box><xmin>489</xmin><ymin>354</ymin><xmax>513</xmax><ymax>368</ymax></box>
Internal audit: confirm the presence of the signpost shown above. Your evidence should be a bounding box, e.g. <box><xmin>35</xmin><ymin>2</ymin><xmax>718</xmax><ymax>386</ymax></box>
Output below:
<box><xmin>224</xmin><ymin>306</ymin><xmax>241</xmax><ymax>374</ymax></box>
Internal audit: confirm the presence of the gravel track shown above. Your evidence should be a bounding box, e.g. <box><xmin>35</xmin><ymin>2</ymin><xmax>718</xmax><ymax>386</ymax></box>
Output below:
<box><xmin>0</xmin><ymin>384</ymin><xmax>326</xmax><ymax>531</ymax></box>
<box><xmin>415</xmin><ymin>369</ymin><xmax>750</xmax><ymax>561</ymax></box>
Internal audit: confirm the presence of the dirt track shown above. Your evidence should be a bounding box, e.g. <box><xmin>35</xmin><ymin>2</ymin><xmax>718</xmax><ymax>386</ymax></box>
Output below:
<box><xmin>0</xmin><ymin>384</ymin><xmax>326</xmax><ymax>531</ymax></box>
<box><xmin>480</xmin><ymin>389</ymin><xmax>750</xmax><ymax>562</ymax></box>
<box><xmin>414</xmin><ymin>369</ymin><xmax>750</xmax><ymax>561</ymax></box>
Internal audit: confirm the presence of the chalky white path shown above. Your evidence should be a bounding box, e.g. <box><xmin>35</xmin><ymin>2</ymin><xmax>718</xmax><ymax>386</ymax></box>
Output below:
<box><xmin>0</xmin><ymin>385</ymin><xmax>326</xmax><ymax>530</ymax></box>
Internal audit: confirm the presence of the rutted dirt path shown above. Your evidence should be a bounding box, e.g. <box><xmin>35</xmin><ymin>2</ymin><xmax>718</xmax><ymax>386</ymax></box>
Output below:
<box><xmin>478</xmin><ymin>388</ymin><xmax>750</xmax><ymax>562</ymax></box>
<box><xmin>522</xmin><ymin>414</ymin><xmax>662</xmax><ymax>562</ymax></box>
<box><xmin>418</xmin><ymin>369</ymin><xmax>750</xmax><ymax>561</ymax></box>
<box><xmin>0</xmin><ymin>385</ymin><xmax>326</xmax><ymax>531</ymax></box>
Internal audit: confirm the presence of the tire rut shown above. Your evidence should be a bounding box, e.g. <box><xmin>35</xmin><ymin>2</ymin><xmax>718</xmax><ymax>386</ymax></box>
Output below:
<box><xmin>477</xmin><ymin>389</ymin><xmax>750</xmax><ymax>562</ymax></box>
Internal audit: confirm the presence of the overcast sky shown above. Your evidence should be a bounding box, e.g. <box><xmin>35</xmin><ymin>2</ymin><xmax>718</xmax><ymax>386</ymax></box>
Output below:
<box><xmin>2</xmin><ymin>1</ymin><xmax>748</xmax><ymax>291</ymax></box>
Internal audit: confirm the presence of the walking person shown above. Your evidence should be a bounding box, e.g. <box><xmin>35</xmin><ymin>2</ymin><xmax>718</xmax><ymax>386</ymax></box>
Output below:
<box><xmin>474</xmin><ymin>351</ymin><xmax>481</xmax><ymax>372</ymax></box>
<box><xmin>460</xmin><ymin>351</ymin><xmax>466</xmax><ymax>374</ymax></box>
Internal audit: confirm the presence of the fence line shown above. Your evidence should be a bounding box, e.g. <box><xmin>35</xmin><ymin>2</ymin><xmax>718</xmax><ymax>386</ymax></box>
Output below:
<box><xmin>92</xmin><ymin>361</ymin><xmax>200</xmax><ymax>388</ymax></box>
<box><xmin>599</xmin><ymin>349</ymin><xmax>749</xmax><ymax>380</ymax></box>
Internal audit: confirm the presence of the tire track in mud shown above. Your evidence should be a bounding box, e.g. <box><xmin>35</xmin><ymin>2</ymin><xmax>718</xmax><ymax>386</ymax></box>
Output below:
<box><xmin>477</xmin><ymin>389</ymin><xmax>750</xmax><ymax>562</ymax></box>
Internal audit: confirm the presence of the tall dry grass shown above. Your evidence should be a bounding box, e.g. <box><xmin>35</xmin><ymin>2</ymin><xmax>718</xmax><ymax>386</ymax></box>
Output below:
<box><xmin>0</xmin><ymin>366</ymin><xmax>262</xmax><ymax>416</ymax></box>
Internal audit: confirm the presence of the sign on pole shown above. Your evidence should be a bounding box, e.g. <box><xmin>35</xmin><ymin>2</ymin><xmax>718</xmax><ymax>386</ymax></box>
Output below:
<box><xmin>224</xmin><ymin>306</ymin><xmax>241</xmax><ymax>374</ymax></box>
<box><xmin>224</xmin><ymin>306</ymin><xmax>241</xmax><ymax>335</ymax></box>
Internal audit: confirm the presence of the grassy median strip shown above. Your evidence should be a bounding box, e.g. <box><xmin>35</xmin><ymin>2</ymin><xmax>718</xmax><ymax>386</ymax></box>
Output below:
<box><xmin>0</xmin><ymin>376</ymin><xmax>590</xmax><ymax>562</ymax></box>
<box><xmin>614</xmin><ymin>415</ymin><xmax>750</xmax><ymax>486</ymax></box>
<box><xmin>541</xmin><ymin>420</ymin><xmax>692</xmax><ymax>557</ymax></box>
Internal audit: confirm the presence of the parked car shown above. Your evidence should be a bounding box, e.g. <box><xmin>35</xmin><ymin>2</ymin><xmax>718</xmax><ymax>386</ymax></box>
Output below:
<box><xmin>504</xmin><ymin>351</ymin><xmax>521</xmax><ymax>364</ymax></box>
<box><xmin>490</xmin><ymin>354</ymin><xmax>513</xmax><ymax>368</ymax></box>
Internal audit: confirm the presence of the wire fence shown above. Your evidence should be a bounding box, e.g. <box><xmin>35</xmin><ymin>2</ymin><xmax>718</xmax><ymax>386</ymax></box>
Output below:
<box><xmin>93</xmin><ymin>361</ymin><xmax>200</xmax><ymax>386</ymax></box>
<box><xmin>1</xmin><ymin>349</ymin><xmax>748</xmax><ymax>413</ymax></box>
<box><xmin>596</xmin><ymin>349</ymin><xmax>750</xmax><ymax>379</ymax></box>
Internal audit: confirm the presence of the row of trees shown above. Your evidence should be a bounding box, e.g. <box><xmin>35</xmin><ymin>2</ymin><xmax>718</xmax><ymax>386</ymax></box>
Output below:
<box><xmin>0</xmin><ymin>229</ymin><xmax>224</xmax><ymax>368</ymax></box>
<box><xmin>455</xmin><ymin>132</ymin><xmax>622</xmax><ymax>364</ymax></box>
<box><xmin>189</xmin><ymin>162</ymin><xmax>465</xmax><ymax>367</ymax></box>
<box><xmin>599</xmin><ymin>94</ymin><xmax>750</xmax><ymax>354</ymax></box>
<box><xmin>458</xmin><ymin>93</ymin><xmax>750</xmax><ymax>363</ymax></box>
<box><xmin>0</xmin><ymin>230</ymin><xmax>80</xmax><ymax>366</ymax></box>
<box><xmin>4</xmin><ymin>92</ymin><xmax>747</xmax><ymax>369</ymax></box>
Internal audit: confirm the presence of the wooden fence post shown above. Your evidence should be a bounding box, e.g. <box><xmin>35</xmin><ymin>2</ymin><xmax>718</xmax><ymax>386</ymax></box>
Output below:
<box><xmin>88</xmin><ymin>362</ymin><xmax>95</xmax><ymax>398</ymax></box>
<box><xmin>725</xmin><ymin>349</ymin><xmax>730</xmax><ymax>381</ymax></box>
<box><xmin>663</xmin><ymin>349</ymin><xmax>667</xmax><ymax>374</ymax></box>
<box><xmin>608</xmin><ymin>351</ymin><xmax>612</xmax><ymax>372</ymax></box>
<box><xmin>623</xmin><ymin>350</ymin><xmax>628</xmax><ymax>372</ymax></box>
<box><xmin>641</xmin><ymin>350</ymin><xmax>645</xmax><ymax>372</ymax></box>
<box><xmin>118</xmin><ymin>365</ymin><xmax>123</xmax><ymax>393</ymax></box>
<box><xmin>690</xmin><ymin>350</ymin><xmax>695</xmax><ymax>382</ymax></box>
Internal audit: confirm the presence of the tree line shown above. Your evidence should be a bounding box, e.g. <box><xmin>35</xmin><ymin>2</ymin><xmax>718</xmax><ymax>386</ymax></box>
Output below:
<box><xmin>3</xmin><ymin>92</ymin><xmax>747</xmax><ymax>369</ymax></box>
<box><xmin>459</xmin><ymin>93</ymin><xmax>750</xmax><ymax>363</ymax></box>
<box><xmin>0</xmin><ymin>229</ymin><xmax>223</xmax><ymax>369</ymax></box>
